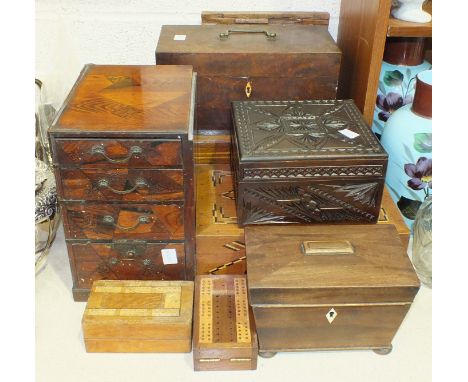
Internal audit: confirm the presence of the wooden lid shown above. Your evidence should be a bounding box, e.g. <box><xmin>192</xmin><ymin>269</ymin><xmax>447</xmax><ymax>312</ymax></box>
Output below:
<box><xmin>50</xmin><ymin>64</ymin><xmax>194</xmax><ymax>136</ymax></box>
<box><xmin>232</xmin><ymin>99</ymin><xmax>387</xmax><ymax>163</ymax></box>
<box><xmin>246</xmin><ymin>225</ymin><xmax>419</xmax><ymax>305</ymax></box>
<box><xmin>82</xmin><ymin>280</ymin><xmax>194</xmax><ymax>340</ymax></box>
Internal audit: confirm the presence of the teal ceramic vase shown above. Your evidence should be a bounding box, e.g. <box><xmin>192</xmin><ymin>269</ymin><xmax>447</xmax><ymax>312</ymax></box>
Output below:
<box><xmin>372</xmin><ymin>38</ymin><xmax>431</xmax><ymax>139</ymax></box>
<box><xmin>381</xmin><ymin>69</ymin><xmax>432</xmax><ymax>229</ymax></box>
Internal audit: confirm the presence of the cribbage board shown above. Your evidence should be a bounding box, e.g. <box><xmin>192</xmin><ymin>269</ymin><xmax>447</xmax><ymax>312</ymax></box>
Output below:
<box><xmin>193</xmin><ymin>275</ymin><xmax>258</xmax><ymax>371</ymax></box>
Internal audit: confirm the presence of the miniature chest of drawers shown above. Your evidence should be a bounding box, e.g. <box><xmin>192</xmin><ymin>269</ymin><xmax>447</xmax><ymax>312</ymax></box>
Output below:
<box><xmin>82</xmin><ymin>280</ymin><xmax>194</xmax><ymax>353</ymax></box>
<box><xmin>49</xmin><ymin>65</ymin><xmax>196</xmax><ymax>301</ymax></box>
<box><xmin>245</xmin><ymin>224</ymin><xmax>420</xmax><ymax>357</ymax></box>
<box><xmin>231</xmin><ymin>99</ymin><xmax>388</xmax><ymax>225</ymax></box>
<box><xmin>195</xmin><ymin>164</ymin><xmax>410</xmax><ymax>275</ymax></box>
<box><xmin>156</xmin><ymin>24</ymin><xmax>341</xmax><ymax>135</ymax></box>
<box><xmin>193</xmin><ymin>275</ymin><xmax>258</xmax><ymax>370</ymax></box>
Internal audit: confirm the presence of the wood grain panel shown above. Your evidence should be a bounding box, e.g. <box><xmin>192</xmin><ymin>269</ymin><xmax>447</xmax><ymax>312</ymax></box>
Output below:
<box><xmin>201</xmin><ymin>11</ymin><xmax>330</xmax><ymax>26</ymax></box>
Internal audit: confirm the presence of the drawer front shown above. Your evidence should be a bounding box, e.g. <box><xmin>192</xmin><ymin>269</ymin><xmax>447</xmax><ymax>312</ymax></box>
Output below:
<box><xmin>252</xmin><ymin>304</ymin><xmax>411</xmax><ymax>351</ymax></box>
<box><xmin>63</xmin><ymin>203</ymin><xmax>184</xmax><ymax>240</ymax></box>
<box><xmin>60</xmin><ymin>168</ymin><xmax>184</xmax><ymax>202</ymax></box>
<box><xmin>69</xmin><ymin>242</ymin><xmax>186</xmax><ymax>289</ymax></box>
<box><xmin>54</xmin><ymin>139</ymin><xmax>182</xmax><ymax>168</ymax></box>
<box><xmin>237</xmin><ymin>179</ymin><xmax>385</xmax><ymax>225</ymax></box>
<box><xmin>197</xmin><ymin>76</ymin><xmax>337</xmax><ymax>132</ymax></box>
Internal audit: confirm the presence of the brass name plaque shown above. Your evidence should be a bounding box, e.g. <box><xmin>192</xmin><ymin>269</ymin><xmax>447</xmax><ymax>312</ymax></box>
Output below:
<box><xmin>301</xmin><ymin>240</ymin><xmax>354</xmax><ymax>256</ymax></box>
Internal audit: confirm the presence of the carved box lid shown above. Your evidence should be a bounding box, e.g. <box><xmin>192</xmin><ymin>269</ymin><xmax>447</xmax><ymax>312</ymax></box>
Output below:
<box><xmin>232</xmin><ymin>99</ymin><xmax>387</xmax><ymax>163</ymax></box>
<box><xmin>245</xmin><ymin>225</ymin><xmax>420</xmax><ymax>306</ymax></box>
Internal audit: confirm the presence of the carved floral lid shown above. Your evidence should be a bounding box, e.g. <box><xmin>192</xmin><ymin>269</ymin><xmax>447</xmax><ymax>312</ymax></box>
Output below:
<box><xmin>232</xmin><ymin>100</ymin><xmax>387</xmax><ymax>162</ymax></box>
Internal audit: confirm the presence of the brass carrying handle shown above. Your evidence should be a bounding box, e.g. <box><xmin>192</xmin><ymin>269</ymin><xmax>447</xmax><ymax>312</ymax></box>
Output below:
<box><xmin>219</xmin><ymin>29</ymin><xmax>277</xmax><ymax>40</ymax></box>
<box><xmin>301</xmin><ymin>240</ymin><xmax>354</xmax><ymax>256</ymax></box>
<box><xmin>91</xmin><ymin>145</ymin><xmax>143</xmax><ymax>163</ymax></box>
<box><xmin>98</xmin><ymin>178</ymin><xmax>148</xmax><ymax>194</ymax></box>
<box><xmin>102</xmin><ymin>215</ymin><xmax>150</xmax><ymax>231</ymax></box>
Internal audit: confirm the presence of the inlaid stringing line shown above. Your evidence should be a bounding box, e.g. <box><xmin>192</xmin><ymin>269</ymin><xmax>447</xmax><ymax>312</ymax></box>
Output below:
<box><xmin>199</xmin><ymin>278</ymin><xmax>213</xmax><ymax>344</ymax></box>
<box><xmin>234</xmin><ymin>278</ymin><xmax>251</xmax><ymax>343</ymax></box>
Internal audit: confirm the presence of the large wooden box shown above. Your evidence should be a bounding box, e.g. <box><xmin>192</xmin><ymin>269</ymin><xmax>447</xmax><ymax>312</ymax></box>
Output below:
<box><xmin>49</xmin><ymin>65</ymin><xmax>196</xmax><ymax>301</ymax></box>
<box><xmin>232</xmin><ymin>99</ymin><xmax>388</xmax><ymax>225</ymax></box>
<box><xmin>156</xmin><ymin>24</ymin><xmax>340</xmax><ymax>135</ymax></box>
<box><xmin>82</xmin><ymin>280</ymin><xmax>194</xmax><ymax>353</ymax></box>
<box><xmin>245</xmin><ymin>225</ymin><xmax>420</xmax><ymax>357</ymax></box>
<box><xmin>193</xmin><ymin>275</ymin><xmax>258</xmax><ymax>371</ymax></box>
<box><xmin>195</xmin><ymin>164</ymin><xmax>409</xmax><ymax>275</ymax></box>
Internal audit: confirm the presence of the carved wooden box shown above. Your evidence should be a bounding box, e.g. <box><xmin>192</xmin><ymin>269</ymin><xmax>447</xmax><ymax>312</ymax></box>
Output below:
<box><xmin>49</xmin><ymin>65</ymin><xmax>196</xmax><ymax>301</ymax></box>
<box><xmin>195</xmin><ymin>164</ymin><xmax>410</xmax><ymax>275</ymax></box>
<box><xmin>245</xmin><ymin>225</ymin><xmax>420</xmax><ymax>357</ymax></box>
<box><xmin>82</xmin><ymin>280</ymin><xmax>194</xmax><ymax>353</ymax></box>
<box><xmin>231</xmin><ymin>100</ymin><xmax>388</xmax><ymax>225</ymax></box>
<box><xmin>156</xmin><ymin>24</ymin><xmax>341</xmax><ymax>135</ymax></box>
<box><xmin>193</xmin><ymin>275</ymin><xmax>258</xmax><ymax>370</ymax></box>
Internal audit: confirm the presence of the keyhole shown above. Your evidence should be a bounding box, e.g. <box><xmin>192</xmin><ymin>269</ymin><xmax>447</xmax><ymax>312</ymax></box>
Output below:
<box><xmin>329</xmin><ymin>311</ymin><xmax>334</xmax><ymax>318</ymax></box>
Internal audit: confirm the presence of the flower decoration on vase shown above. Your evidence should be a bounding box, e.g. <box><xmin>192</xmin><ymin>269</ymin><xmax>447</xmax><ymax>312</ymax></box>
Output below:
<box><xmin>372</xmin><ymin>38</ymin><xmax>431</xmax><ymax>139</ymax></box>
<box><xmin>381</xmin><ymin>69</ymin><xmax>432</xmax><ymax>229</ymax></box>
<box><xmin>392</xmin><ymin>0</ymin><xmax>432</xmax><ymax>23</ymax></box>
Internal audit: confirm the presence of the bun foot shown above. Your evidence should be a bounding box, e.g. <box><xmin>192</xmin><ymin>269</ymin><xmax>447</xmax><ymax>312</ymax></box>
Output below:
<box><xmin>373</xmin><ymin>345</ymin><xmax>393</xmax><ymax>355</ymax></box>
<box><xmin>259</xmin><ymin>351</ymin><xmax>277</xmax><ymax>359</ymax></box>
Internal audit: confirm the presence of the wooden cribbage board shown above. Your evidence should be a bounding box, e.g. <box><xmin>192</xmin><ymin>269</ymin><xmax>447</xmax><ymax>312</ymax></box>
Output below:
<box><xmin>82</xmin><ymin>280</ymin><xmax>194</xmax><ymax>353</ymax></box>
<box><xmin>193</xmin><ymin>275</ymin><xmax>258</xmax><ymax>371</ymax></box>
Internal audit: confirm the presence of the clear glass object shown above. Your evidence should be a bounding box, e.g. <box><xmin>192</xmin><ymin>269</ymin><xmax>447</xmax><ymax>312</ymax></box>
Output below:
<box><xmin>412</xmin><ymin>195</ymin><xmax>432</xmax><ymax>287</ymax></box>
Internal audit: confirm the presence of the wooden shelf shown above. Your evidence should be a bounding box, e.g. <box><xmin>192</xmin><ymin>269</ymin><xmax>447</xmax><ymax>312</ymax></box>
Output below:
<box><xmin>387</xmin><ymin>17</ymin><xmax>432</xmax><ymax>37</ymax></box>
<box><xmin>387</xmin><ymin>2</ymin><xmax>432</xmax><ymax>37</ymax></box>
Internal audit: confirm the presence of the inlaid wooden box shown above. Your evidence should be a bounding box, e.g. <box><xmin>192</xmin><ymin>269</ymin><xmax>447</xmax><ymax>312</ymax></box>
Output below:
<box><xmin>195</xmin><ymin>164</ymin><xmax>410</xmax><ymax>275</ymax></box>
<box><xmin>156</xmin><ymin>24</ymin><xmax>340</xmax><ymax>136</ymax></box>
<box><xmin>82</xmin><ymin>280</ymin><xmax>194</xmax><ymax>353</ymax></box>
<box><xmin>193</xmin><ymin>275</ymin><xmax>258</xmax><ymax>371</ymax></box>
<box><xmin>232</xmin><ymin>99</ymin><xmax>388</xmax><ymax>225</ymax></box>
<box><xmin>49</xmin><ymin>65</ymin><xmax>196</xmax><ymax>301</ymax></box>
<box><xmin>245</xmin><ymin>225</ymin><xmax>420</xmax><ymax>357</ymax></box>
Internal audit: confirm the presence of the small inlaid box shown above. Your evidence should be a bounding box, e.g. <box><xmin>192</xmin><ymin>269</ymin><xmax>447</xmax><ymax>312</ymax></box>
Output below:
<box><xmin>82</xmin><ymin>280</ymin><xmax>194</xmax><ymax>353</ymax></box>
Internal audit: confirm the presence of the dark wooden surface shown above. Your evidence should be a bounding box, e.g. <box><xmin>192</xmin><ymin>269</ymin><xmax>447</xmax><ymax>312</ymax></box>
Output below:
<box><xmin>193</xmin><ymin>275</ymin><xmax>258</xmax><ymax>371</ymax></box>
<box><xmin>156</xmin><ymin>24</ymin><xmax>340</xmax><ymax>135</ymax></box>
<box><xmin>69</xmin><ymin>242</ymin><xmax>186</xmax><ymax>289</ymax></box>
<box><xmin>201</xmin><ymin>11</ymin><xmax>330</xmax><ymax>26</ymax></box>
<box><xmin>245</xmin><ymin>224</ymin><xmax>419</xmax><ymax>353</ymax></box>
<box><xmin>49</xmin><ymin>65</ymin><xmax>196</xmax><ymax>300</ymax></box>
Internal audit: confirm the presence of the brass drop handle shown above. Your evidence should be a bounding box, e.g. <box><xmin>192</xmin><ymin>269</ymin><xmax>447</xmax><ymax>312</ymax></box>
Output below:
<box><xmin>219</xmin><ymin>29</ymin><xmax>277</xmax><ymax>40</ymax></box>
<box><xmin>245</xmin><ymin>81</ymin><xmax>252</xmax><ymax>98</ymax></box>
<box><xmin>98</xmin><ymin>178</ymin><xmax>148</xmax><ymax>194</ymax></box>
<box><xmin>102</xmin><ymin>215</ymin><xmax>150</xmax><ymax>231</ymax></box>
<box><xmin>91</xmin><ymin>145</ymin><xmax>143</xmax><ymax>163</ymax></box>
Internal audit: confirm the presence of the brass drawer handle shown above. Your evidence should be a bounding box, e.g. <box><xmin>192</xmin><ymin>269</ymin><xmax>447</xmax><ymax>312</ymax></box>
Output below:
<box><xmin>91</xmin><ymin>145</ymin><xmax>143</xmax><ymax>163</ymax></box>
<box><xmin>102</xmin><ymin>215</ymin><xmax>150</xmax><ymax>231</ymax></box>
<box><xmin>98</xmin><ymin>178</ymin><xmax>148</xmax><ymax>194</ymax></box>
<box><xmin>219</xmin><ymin>29</ymin><xmax>277</xmax><ymax>40</ymax></box>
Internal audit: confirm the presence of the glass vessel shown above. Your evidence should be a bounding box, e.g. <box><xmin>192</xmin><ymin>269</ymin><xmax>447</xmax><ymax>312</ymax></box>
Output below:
<box><xmin>412</xmin><ymin>195</ymin><xmax>432</xmax><ymax>287</ymax></box>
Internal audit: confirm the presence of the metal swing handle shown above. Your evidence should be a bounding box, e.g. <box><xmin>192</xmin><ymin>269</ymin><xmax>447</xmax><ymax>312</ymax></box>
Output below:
<box><xmin>102</xmin><ymin>215</ymin><xmax>150</xmax><ymax>231</ymax></box>
<box><xmin>98</xmin><ymin>178</ymin><xmax>148</xmax><ymax>195</ymax></box>
<box><xmin>219</xmin><ymin>29</ymin><xmax>277</xmax><ymax>40</ymax></box>
<box><xmin>91</xmin><ymin>145</ymin><xmax>143</xmax><ymax>163</ymax></box>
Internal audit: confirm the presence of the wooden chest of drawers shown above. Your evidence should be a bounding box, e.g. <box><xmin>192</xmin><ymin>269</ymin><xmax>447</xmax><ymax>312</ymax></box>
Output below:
<box><xmin>195</xmin><ymin>164</ymin><xmax>409</xmax><ymax>275</ymax></box>
<box><xmin>193</xmin><ymin>275</ymin><xmax>258</xmax><ymax>371</ymax></box>
<box><xmin>156</xmin><ymin>24</ymin><xmax>341</xmax><ymax>136</ymax></box>
<box><xmin>245</xmin><ymin>225</ymin><xmax>420</xmax><ymax>357</ymax></box>
<box><xmin>49</xmin><ymin>64</ymin><xmax>196</xmax><ymax>301</ymax></box>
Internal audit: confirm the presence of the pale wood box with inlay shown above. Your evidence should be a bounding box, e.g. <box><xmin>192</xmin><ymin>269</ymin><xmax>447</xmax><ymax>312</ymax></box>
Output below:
<box><xmin>193</xmin><ymin>275</ymin><xmax>258</xmax><ymax>371</ymax></box>
<box><xmin>82</xmin><ymin>280</ymin><xmax>194</xmax><ymax>353</ymax></box>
